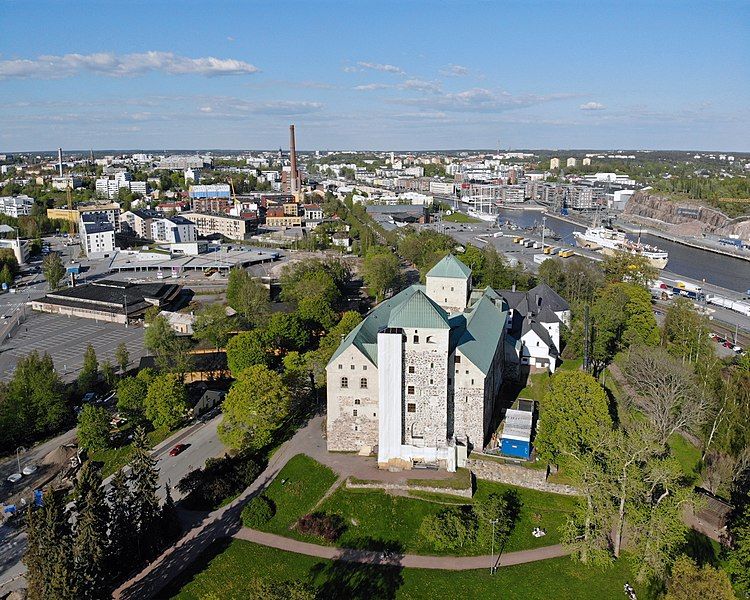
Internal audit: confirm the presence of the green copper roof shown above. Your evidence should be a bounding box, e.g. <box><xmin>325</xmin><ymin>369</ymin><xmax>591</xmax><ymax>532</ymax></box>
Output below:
<box><xmin>388</xmin><ymin>289</ymin><xmax>450</xmax><ymax>330</ymax></box>
<box><xmin>453</xmin><ymin>292</ymin><xmax>508</xmax><ymax>375</ymax></box>
<box><xmin>426</xmin><ymin>254</ymin><xmax>472</xmax><ymax>280</ymax></box>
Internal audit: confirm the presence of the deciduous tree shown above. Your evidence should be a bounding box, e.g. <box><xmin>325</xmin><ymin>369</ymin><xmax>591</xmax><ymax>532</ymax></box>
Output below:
<box><xmin>226</xmin><ymin>329</ymin><xmax>272</xmax><ymax>375</ymax></box>
<box><xmin>144</xmin><ymin>373</ymin><xmax>187</xmax><ymax>429</ymax></box>
<box><xmin>77</xmin><ymin>405</ymin><xmax>110</xmax><ymax>452</ymax></box>
<box><xmin>226</xmin><ymin>267</ymin><xmax>270</xmax><ymax>324</ymax></box>
<box><xmin>78</xmin><ymin>343</ymin><xmax>98</xmax><ymax>392</ymax></box>
<box><xmin>42</xmin><ymin>252</ymin><xmax>66</xmax><ymax>290</ymax></box>
<box><xmin>665</xmin><ymin>556</ymin><xmax>735</xmax><ymax>600</ymax></box>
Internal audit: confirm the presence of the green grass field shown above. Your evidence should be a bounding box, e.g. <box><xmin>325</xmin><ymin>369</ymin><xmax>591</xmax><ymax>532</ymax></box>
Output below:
<box><xmin>91</xmin><ymin>426</ymin><xmax>172</xmax><ymax>478</ymax></box>
<box><xmin>667</xmin><ymin>433</ymin><xmax>702</xmax><ymax>483</ymax></box>
<box><xmin>250</xmin><ymin>454</ymin><xmax>577</xmax><ymax>555</ymax></box>
<box><xmin>441</xmin><ymin>212</ymin><xmax>480</xmax><ymax>223</ymax></box>
<box><xmin>255</xmin><ymin>454</ymin><xmax>339</xmax><ymax>535</ymax></box>
<box><xmin>168</xmin><ymin>539</ymin><xmax>645</xmax><ymax>600</ymax></box>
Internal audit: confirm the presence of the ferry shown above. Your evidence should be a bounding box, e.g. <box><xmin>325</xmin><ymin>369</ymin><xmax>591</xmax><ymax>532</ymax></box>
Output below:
<box><xmin>573</xmin><ymin>226</ymin><xmax>669</xmax><ymax>269</ymax></box>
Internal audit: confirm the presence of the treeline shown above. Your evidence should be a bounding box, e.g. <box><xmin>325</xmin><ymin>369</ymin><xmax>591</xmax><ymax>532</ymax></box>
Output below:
<box><xmin>533</xmin><ymin>252</ymin><xmax>750</xmax><ymax>595</ymax></box>
<box><xmin>24</xmin><ymin>429</ymin><xmax>180</xmax><ymax>599</ymax></box>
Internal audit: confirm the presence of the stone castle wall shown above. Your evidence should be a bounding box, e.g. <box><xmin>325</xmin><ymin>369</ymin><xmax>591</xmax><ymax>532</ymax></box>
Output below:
<box><xmin>466</xmin><ymin>457</ymin><xmax>581</xmax><ymax>496</ymax></box>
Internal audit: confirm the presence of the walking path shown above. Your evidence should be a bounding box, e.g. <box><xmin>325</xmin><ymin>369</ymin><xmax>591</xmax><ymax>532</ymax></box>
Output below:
<box><xmin>234</xmin><ymin>527</ymin><xmax>570</xmax><ymax>570</ymax></box>
<box><xmin>113</xmin><ymin>415</ymin><xmax>569</xmax><ymax>599</ymax></box>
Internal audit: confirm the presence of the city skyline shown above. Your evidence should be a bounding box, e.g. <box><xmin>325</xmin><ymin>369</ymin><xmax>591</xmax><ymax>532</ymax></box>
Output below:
<box><xmin>1</xmin><ymin>0</ymin><xmax>748</xmax><ymax>152</ymax></box>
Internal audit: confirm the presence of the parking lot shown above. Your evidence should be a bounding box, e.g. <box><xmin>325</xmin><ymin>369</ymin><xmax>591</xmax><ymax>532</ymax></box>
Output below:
<box><xmin>0</xmin><ymin>311</ymin><xmax>147</xmax><ymax>381</ymax></box>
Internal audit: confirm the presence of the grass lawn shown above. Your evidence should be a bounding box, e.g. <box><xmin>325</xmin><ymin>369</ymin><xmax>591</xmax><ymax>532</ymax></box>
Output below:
<box><xmin>667</xmin><ymin>433</ymin><xmax>702</xmax><ymax>483</ymax></box>
<box><xmin>517</xmin><ymin>371</ymin><xmax>551</xmax><ymax>403</ymax></box>
<box><xmin>313</xmin><ymin>477</ymin><xmax>577</xmax><ymax>556</ymax></box>
<box><xmin>168</xmin><ymin>538</ymin><xmax>646</xmax><ymax>600</ymax></box>
<box><xmin>442</xmin><ymin>212</ymin><xmax>480</xmax><ymax>223</ymax></box>
<box><xmin>91</xmin><ymin>426</ymin><xmax>172</xmax><ymax>478</ymax></box>
<box><xmin>255</xmin><ymin>453</ymin><xmax>339</xmax><ymax>535</ymax></box>
<box><xmin>558</xmin><ymin>357</ymin><xmax>583</xmax><ymax>371</ymax></box>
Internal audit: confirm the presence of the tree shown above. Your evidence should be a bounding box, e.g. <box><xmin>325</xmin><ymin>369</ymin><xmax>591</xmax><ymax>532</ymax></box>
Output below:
<box><xmin>42</xmin><ymin>252</ymin><xmax>66</xmax><ymax>290</ymax></box>
<box><xmin>226</xmin><ymin>329</ymin><xmax>272</xmax><ymax>375</ymax></box>
<box><xmin>297</xmin><ymin>295</ymin><xmax>338</xmax><ymax>331</ymax></box>
<box><xmin>129</xmin><ymin>426</ymin><xmax>161</xmax><ymax>560</ymax></box>
<box><xmin>242</xmin><ymin>495</ymin><xmax>276</xmax><ymax>528</ymax></box>
<box><xmin>226</xmin><ymin>268</ymin><xmax>269</xmax><ymax>325</ymax></box>
<box><xmin>193</xmin><ymin>303</ymin><xmax>233</xmax><ymax>350</ymax></box>
<box><xmin>73</xmin><ymin>462</ymin><xmax>109</xmax><ymax>599</ymax></box>
<box><xmin>726</xmin><ymin>491</ymin><xmax>750</xmax><ymax>595</ymax></box>
<box><xmin>665</xmin><ymin>555</ymin><xmax>735</xmax><ymax>600</ymax></box>
<box><xmin>535</xmin><ymin>370</ymin><xmax>612</xmax><ymax>466</ymax></box>
<box><xmin>144</xmin><ymin>373</ymin><xmax>188</xmax><ymax>429</ymax></box>
<box><xmin>622</xmin><ymin>345</ymin><xmax>708</xmax><ymax>445</ymax></box>
<box><xmin>602</xmin><ymin>251</ymin><xmax>658</xmax><ymax>287</ymax></box>
<box><xmin>78</xmin><ymin>343</ymin><xmax>98</xmax><ymax>392</ymax></box>
<box><xmin>24</xmin><ymin>489</ymin><xmax>76</xmax><ymax>600</ymax></box>
<box><xmin>101</xmin><ymin>360</ymin><xmax>117</xmax><ymax>388</ymax></box>
<box><xmin>2</xmin><ymin>351</ymin><xmax>67</xmax><ymax>451</ymax></box>
<box><xmin>218</xmin><ymin>364</ymin><xmax>290</xmax><ymax>450</ymax></box>
<box><xmin>418</xmin><ymin>507</ymin><xmax>478</xmax><ymax>550</ymax></box>
<box><xmin>144</xmin><ymin>314</ymin><xmax>183</xmax><ymax>371</ymax></box>
<box><xmin>474</xmin><ymin>490</ymin><xmax>519</xmax><ymax>548</ymax></box>
<box><xmin>107</xmin><ymin>470</ymin><xmax>135</xmax><ymax>578</ymax></box>
<box><xmin>116</xmin><ymin>370</ymin><xmax>153</xmax><ymax>422</ymax></box>
<box><xmin>265</xmin><ymin>312</ymin><xmax>311</xmax><ymax>353</ymax></box>
<box><xmin>663</xmin><ymin>297</ymin><xmax>712</xmax><ymax>364</ymax></box>
<box><xmin>115</xmin><ymin>342</ymin><xmax>130</xmax><ymax>374</ymax></box>
<box><xmin>362</xmin><ymin>249</ymin><xmax>401</xmax><ymax>301</ymax></box>
<box><xmin>77</xmin><ymin>405</ymin><xmax>110</xmax><ymax>451</ymax></box>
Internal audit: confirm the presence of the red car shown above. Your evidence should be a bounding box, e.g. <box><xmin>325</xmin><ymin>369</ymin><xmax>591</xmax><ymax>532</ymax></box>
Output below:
<box><xmin>169</xmin><ymin>444</ymin><xmax>187</xmax><ymax>457</ymax></box>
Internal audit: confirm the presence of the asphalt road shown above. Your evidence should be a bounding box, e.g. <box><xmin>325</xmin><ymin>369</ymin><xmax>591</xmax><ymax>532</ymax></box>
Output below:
<box><xmin>0</xmin><ymin>412</ymin><xmax>226</xmax><ymax>593</ymax></box>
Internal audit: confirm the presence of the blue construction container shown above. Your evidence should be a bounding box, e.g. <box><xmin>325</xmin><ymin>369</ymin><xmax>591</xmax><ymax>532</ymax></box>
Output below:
<box><xmin>501</xmin><ymin>438</ymin><xmax>531</xmax><ymax>459</ymax></box>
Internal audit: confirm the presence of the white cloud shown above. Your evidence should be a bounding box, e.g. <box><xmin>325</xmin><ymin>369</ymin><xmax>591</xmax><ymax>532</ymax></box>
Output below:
<box><xmin>342</xmin><ymin>66</ymin><xmax>358</xmax><ymax>73</ymax></box>
<box><xmin>440</xmin><ymin>64</ymin><xmax>470</xmax><ymax>77</ymax></box>
<box><xmin>580</xmin><ymin>101</ymin><xmax>606</xmax><ymax>111</ymax></box>
<box><xmin>400</xmin><ymin>79</ymin><xmax>442</xmax><ymax>94</ymax></box>
<box><xmin>0</xmin><ymin>51</ymin><xmax>260</xmax><ymax>79</ymax></box>
<box><xmin>199</xmin><ymin>106</ymin><xmax>213</xmax><ymax>113</ymax></box>
<box><xmin>392</xmin><ymin>87</ymin><xmax>574</xmax><ymax>113</ymax></box>
<box><xmin>357</xmin><ymin>61</ymin><xmax>405</xmax><ymax>75</ymax></box>
<box><xmin>353</xmin><ymin>83</ymin><xmax>392</xmax><ymax>91</ymax></box>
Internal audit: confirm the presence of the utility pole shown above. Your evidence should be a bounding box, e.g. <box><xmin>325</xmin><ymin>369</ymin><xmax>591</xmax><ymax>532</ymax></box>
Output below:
<box><xmin>16</xmin><ymin>446</ymin><xmax>25</xmax><ymax>473</ymax></box>
<box><xmin>490</xmin><ymin>518</ymin><xmax>499</xmax><ymax>575</ymax></box>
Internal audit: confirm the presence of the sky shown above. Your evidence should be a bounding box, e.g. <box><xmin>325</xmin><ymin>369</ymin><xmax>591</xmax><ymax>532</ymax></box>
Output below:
<box><xmin>1</xmin><ymin>0</ymin><xmax>748</xmax><ymax>152</ymax></box>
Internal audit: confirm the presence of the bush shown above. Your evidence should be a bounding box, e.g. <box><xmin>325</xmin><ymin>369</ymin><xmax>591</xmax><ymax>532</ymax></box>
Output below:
<box><xmin>177</xmin><ymin>452</ymin><xmax>264</xmax><ymax>510</ymax></box>
<box><xmin>242</xmin><ymin>495</ymin><xmax>276</xmax><ymax>528</ymax></box>
<box><xmin>295</xmin><ymin>512</ymin><xmax>345</xmax><ymax>542</ymax></box>
<box><xmin>418</xmin><ymin>506</ymin><xmax>478</xmax><ymax>550</ymax></box>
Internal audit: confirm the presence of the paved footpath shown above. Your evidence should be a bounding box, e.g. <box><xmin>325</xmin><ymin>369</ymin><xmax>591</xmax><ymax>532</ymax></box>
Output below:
<box><xmin>113</xmin><ymin>415</ymin><xmax>569</xmax><ymax>599</ymax></box>
<box><xmin>235</xmin><ymin>528</ymin><xmax>569</xmax><ymax>570</ymax></box>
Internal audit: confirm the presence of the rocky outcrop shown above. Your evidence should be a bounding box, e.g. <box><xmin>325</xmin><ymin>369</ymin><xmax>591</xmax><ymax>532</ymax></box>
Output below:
<box><xmin>623</xmin><ymin>192</ymin><xmax>750</xmax><ymax>240</ymax></box>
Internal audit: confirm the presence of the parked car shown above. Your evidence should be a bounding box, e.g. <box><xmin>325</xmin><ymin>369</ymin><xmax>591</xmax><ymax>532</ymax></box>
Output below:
<box><xmin>6</xmin><ymin>473</ymin><xmax>22</xmax><ymax>484</ymax></box>
<box><xmin>169</xmin><ymin>444</ymin><xmax>187</xmax><ymax>457</ymax></box>
<box><xmin>723</xmin><ymin>341</ymin><xmax>734</xmax><ymax>349</ymax></box>
<box><xmin>22</xmin><ymin>464</ymin><xmax>38</xmax><ymax>476</ymax></box>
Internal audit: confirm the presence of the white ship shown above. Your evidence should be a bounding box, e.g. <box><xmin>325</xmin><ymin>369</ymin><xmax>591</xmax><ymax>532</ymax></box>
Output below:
<box><xmin>573</xmin><ymin>226</ymin><xmax>669</xmax><ymax>269</ymax></box>
<box><xmin>467</xmin><ymin>209</ymin><xmax>497</xmax><ymax>222</ymax></box>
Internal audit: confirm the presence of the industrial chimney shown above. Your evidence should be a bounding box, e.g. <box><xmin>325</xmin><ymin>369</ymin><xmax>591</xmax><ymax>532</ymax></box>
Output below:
<box><xmin>57</xmin><ymin>147</ymin><xmax>63</xmax><ymax>177</ymax></box>
<box><xmin>289</xmin><ymin>124</ymin><xmax>299</xmax><ymax>195</ymax></box>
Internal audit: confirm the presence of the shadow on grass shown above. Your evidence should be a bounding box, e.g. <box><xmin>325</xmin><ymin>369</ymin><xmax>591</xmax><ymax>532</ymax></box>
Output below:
<box><xmin>308</xmin><ymin>537</ymin><xmax>405</xmax><ymax>600</ymax></box>
<box><xmin>681</xmin><ymin>528</ymin><xmax>719</xmax><ymax>567</ymax></box>
<box><xmin>159</xmin><ymin>537</ymin><xmax>233</xmax><ymax>598</ymax></box>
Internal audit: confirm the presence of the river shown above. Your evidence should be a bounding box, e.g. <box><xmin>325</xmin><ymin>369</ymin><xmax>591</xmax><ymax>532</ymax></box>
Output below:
<box><xmin>494</xmin><ymin>209</ymin><xmax>750</xmax><ymax>293</ymax></box>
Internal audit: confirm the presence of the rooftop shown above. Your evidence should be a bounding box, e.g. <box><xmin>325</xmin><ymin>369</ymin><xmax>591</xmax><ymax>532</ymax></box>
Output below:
<box><xmin>427</xmin><ymin>254</ymin><xmax>472</xmax><ymax>280</ymax></box>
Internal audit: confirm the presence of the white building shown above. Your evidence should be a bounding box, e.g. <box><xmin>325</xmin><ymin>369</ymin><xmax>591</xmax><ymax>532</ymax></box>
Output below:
<box><xmin>0</xmin><ymin>195</ymin><xmax>34</xmax><ymax>218</ymax></box>
<box><xmin>566</xmin><ymin>157</ymin><xmax>577</xmax><ymax>168</ymax></box>
<box><xmin>550</xmin><ymin>158</ymin><xmax>560</xmax><ymax>169</ymax></box>
<box><xmin>429</xmin><ymin>181</ymin><xmax>455</xmax><ymax>195</ymax></box>
<box><xmin>51</xmin><ymin>176</ymin><xmax>83</xmax><ymax>191</ymax></box>
<box><xmin>80</xmin><ymin>217</ymin><xmax>116</xmax><ymax>257</ymax></box>
<box><xmin>150</xmin><ymin>216</ymin><xmax>197</xmax><ymax>244</ymax></box>
<box><xmin>326</xmin><ymin>255</ymin><xmax>509</xmax><ymax>471</ymax></box>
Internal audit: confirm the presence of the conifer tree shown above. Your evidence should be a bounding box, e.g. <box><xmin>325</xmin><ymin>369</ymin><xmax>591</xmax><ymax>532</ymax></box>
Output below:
<box><xmin>107</xmin><ymin>469</ymin><xmax>135</xmax><ymax>577</ymax></box>
<box><xmin>129</xmin><ymin>425</ymin><xmax>161</xmax><ymax>560</ymax></box>
<box><xmin>73</xmin><ymin>462</ymin><xmax>109</xmax><ymax>599</ymax></box>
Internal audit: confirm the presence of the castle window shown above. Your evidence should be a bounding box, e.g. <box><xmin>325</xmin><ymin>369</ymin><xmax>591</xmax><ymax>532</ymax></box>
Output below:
<box><xmin>360</xmin><ymin>378</ymin><xmax>368</xmax><ymax>389</ymax></box>
<box><xmin>363</xmin><ymin>365</ymin><xmax>367</xmax><ymax>371</ymax></box>
<box><xmin>354</xmin><ymin>425</ymin><xmax>358</xmax><ymax>431</ymax></box>
<box><xmin>373</xmin><ymin>412</ymin><xmax>377</xmax><ymax>417</ymax></box>
<box><xmin>451</xmin><ymin>287</ymin><xmax>454</xmax><ymax>291</ymax></box>
<box><xmin>408</xmin><ymin>366</ymin><xmax>415</xmax><ymax>373</ymax></box>
<box><xmin>413</xmin><ymin>335</ymin><xmax>419</xmax><ymax>344</ymax></box>
<box><xmin>351</xmin><ymin>364</ymin><xmax>355</xmax><ymax>370</ymax></box>
<box><xmin>338</xmin><ymin>364</ymin><xmax>342</xmax><ymax>370</ymax></box>
<box><xmin>426</xmin><ymin>336</ymin><xmax>434</xmax><ymax>344</ymax></box>
<box><xmin>430</xmin><ymin>379</ymin><xmax>434</xmax><ymax>385</ymax></box>
<box><xmin>341</xmin><ymin>377</ymin><xmax>348</xmax><ymax>388</ymax></box>
<box><xmin>354</xmin><ymin>398</ymin><xmax>360</xmax><ymax>405</ymax></box>
<box><xmin>455</xmin><ymin>355</ymin><xmax>461</xmax><ymax>364</ymax></box>
<box><xmin>407</xmin><ymin>385</ymin><xmax>415</xmax><ymax>395</ymax></box>
<box><xmin>353</xmin><ymin>409</ymin><xmax>358</xmax><ymax>416</ymax></box>
<box><xmin>407</xmin><ymin>403</ymin><xmax>416</xmax><ymax>413</ymax></box>
<box><xmin>471</xmin><ymin>379</ymin><xmax>474</xmax><ymax>385</ymax></box>
<box><xmin>430</xmin><ymin>362</ymin><xmax>434</xmax><ymax>368</ymax></box>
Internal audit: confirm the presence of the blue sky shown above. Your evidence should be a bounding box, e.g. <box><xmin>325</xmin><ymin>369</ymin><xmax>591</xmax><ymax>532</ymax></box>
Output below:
<box><xmin>1</xmin><ymin>0</ymin><xmax>748</xmax><ymax>151</ymax></box>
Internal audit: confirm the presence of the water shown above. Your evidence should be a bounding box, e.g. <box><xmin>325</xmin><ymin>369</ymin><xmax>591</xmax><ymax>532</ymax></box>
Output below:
<box><xmin>494</xmin><ymin>209</ymin><xmax>750</xmax><ymax>293</ymax></box>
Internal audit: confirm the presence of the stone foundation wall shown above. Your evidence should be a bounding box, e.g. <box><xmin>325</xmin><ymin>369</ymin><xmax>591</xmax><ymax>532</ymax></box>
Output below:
<box><xmin>466</xmin><ymin>457</ymin><xmax>580</xmax><ymax>496</ymax></box>
<box><xmin>346</xmin><ymin>478</ymin><xmax>473</xmax><ymax>499</ymax></box>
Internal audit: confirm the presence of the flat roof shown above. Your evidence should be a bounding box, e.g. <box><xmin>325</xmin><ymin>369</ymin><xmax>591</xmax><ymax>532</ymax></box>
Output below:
<box><xmin>108</xmin><ymin>247</ymin><xmax>279</xmax><ymax>272</ymax></box>
<box><xmin>500</xmin><ymin>408</ymin><xmax>533</xmax><ymax>442</ymax></box>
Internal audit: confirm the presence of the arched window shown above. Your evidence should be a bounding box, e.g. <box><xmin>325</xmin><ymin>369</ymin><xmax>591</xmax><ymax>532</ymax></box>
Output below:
<box><xmin>341</xmin><ymin>377</ymin><xmax>348</xmax><ymax>388</ymax></box>
<box><xmin>360</xmin><ymin>377</ymin><xmax>368</xmax><ymax>389</ymax></box>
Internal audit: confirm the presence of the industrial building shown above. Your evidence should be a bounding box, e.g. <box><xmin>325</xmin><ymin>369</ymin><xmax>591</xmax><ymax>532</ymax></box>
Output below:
<box><xmin>31</xmin><ymin>279</ymin><xmax>182</xmax><ymax>325</ymax></box>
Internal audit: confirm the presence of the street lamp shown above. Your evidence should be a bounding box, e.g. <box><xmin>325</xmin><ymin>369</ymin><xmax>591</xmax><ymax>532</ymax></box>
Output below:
<box><xmin>490</xmin><ymin>518</ymin><xmax>500</xmax><ymax>575</ymax></box>
<box><xmin>15</xmin><ymin>446</ymin><xmax>26</xmax><ymax>473</ymax></box>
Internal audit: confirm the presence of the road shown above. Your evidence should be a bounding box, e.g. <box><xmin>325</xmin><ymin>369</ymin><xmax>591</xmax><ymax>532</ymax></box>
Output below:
<box><xmin>0</xmin><ymin>412</ymin><xmax>226</xmax><ymax>594</ymax></box>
